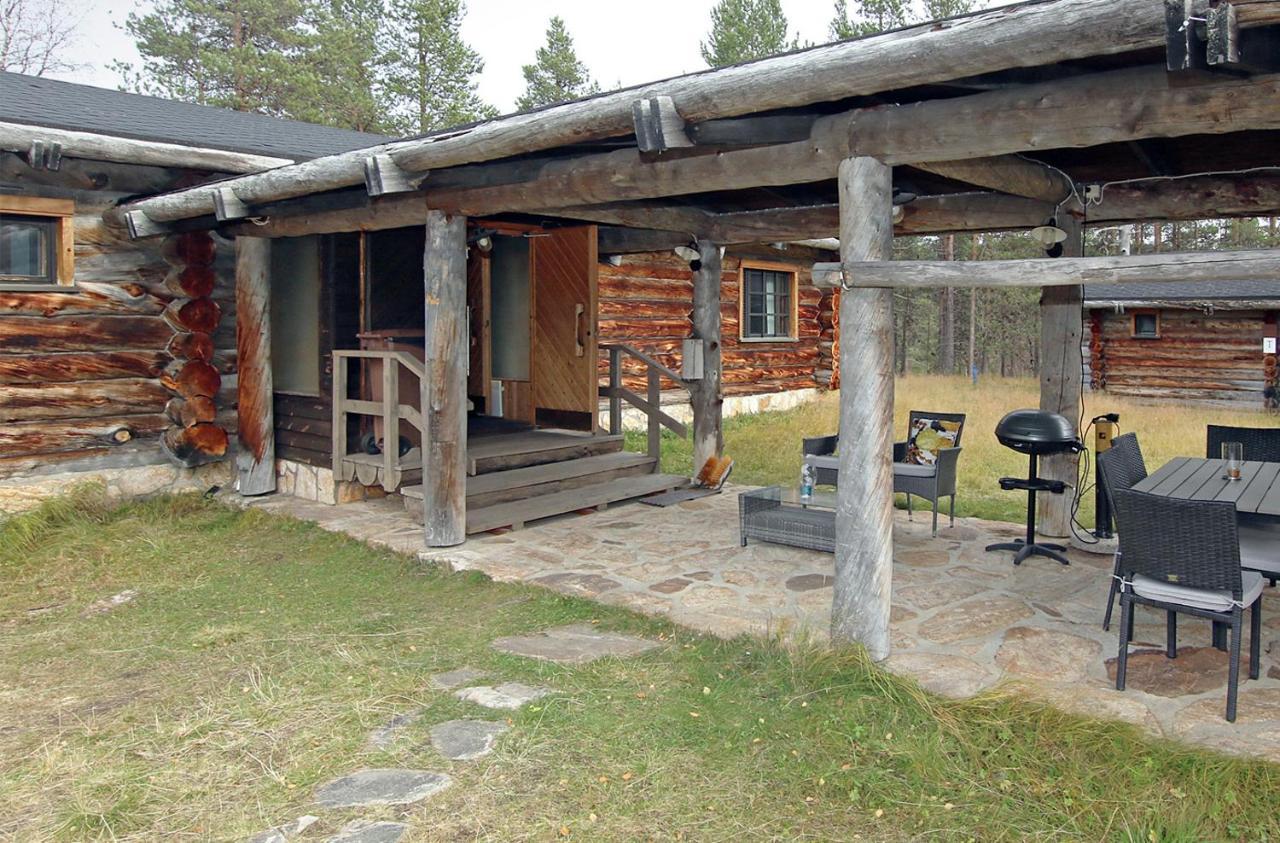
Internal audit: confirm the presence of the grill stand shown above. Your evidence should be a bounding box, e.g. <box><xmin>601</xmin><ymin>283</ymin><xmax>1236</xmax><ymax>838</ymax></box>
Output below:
<box><xmin>985</xmin><ymin>452</ymin><xmax>1071</xmax><ymax>566</ymax></box>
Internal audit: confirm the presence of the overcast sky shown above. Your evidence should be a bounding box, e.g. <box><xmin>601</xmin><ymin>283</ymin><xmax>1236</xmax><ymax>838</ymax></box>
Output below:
<box><xmin>56</xmin><ymin>1</ymin><xmax>986</xmax><ymax>114</ymax></box>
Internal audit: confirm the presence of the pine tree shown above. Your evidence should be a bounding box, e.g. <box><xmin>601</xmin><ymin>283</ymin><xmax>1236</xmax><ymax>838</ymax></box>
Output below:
<box><xmin>922</xmin><ymin>0</ymin><xmax>974</xmax><ymax>20</ymax></box>
<box><xmin>829</xmin><ymin>0</ymin><xmax>970</xmax><ymax>42</ymax></box>
<box><xmin>381</xmin><ymin>0</ymin><xmax>496</xmax><ymax>134</ymax></box>
<box><xmin>115</xmin><ymin>0</ymin><xmax>315</xmax><ymax>117</ymax></box>
<box><xmin>515</xmin><ymin>16</ymin><xmax>599</xmax><ymax>111</ymax></box>
<box><xmin>302</xmin><ymin>0</ymin><xmax>388</xmax><ymax>132</ymax></box>
<box><xmin>700</xmin><ymin>0</ymin><xmax>793</xmax><ymax>67</ymax></box>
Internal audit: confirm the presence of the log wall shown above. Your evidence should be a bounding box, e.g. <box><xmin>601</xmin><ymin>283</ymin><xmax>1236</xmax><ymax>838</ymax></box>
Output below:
<box><xmin>1087</xmin><ymin>307</ymin><xmax>1271</xmax><ymax>405</ymax></box>
<box><xmin>0</xmin><ymin>168</ymin><xmax>236</xmax><ymax>482</ymax></box>
<box><xmin>598</xmin><ymin>248</ymin><xmax>828</xmax><ymax>397</ymax></box>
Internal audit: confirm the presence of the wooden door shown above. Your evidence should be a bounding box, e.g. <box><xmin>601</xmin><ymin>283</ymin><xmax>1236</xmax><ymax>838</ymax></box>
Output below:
<box><xmin>466</xmin><ymin>250</ymin><xmax>491</xmax><ymax>411</ymax></box>
<box><xmin>531</xmin><ymin>225</ymin><xmax>598</xmax><ymax>431</ymax></box>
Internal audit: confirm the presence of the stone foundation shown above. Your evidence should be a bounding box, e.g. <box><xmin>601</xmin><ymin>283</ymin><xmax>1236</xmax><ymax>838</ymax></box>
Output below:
<box><xmin>598</xmin><ymin>387</ymin><xmax>820</xmax><ymax>432</ymax></box>
<box><xmin>0</xmin><ymin>460</ymin><xmax>232</xmax><ymax>515</ymax></box>
<box><xmin>274</xmin><ymin>459</ymin><xmax>338</xmax><ymax>505</ymax></box>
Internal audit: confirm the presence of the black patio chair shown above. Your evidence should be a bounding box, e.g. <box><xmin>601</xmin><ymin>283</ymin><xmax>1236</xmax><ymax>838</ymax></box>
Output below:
<box><xmin>802</xmin><ymin>410</ymin><xmax>965</xmax><ymax>536</ymax></box>
<box><xmin>1206</xmin><ymin>425</ymin><xmax>1280</xmax><ymax>587</ymax></box>
<box><xmin>1207</xmin><ymin>424</ymin><xmax>1280</xmax><ymax>464</ymax></box>
<box><xmin>1097</xmin><ymin>433</ymin><xmax>1147</xmax><ymax>631</ymax></box>
<box><xmin>1111</xmin><ymin>488</ymin><xmax>1264</xmax><ymax>723</ymax></box>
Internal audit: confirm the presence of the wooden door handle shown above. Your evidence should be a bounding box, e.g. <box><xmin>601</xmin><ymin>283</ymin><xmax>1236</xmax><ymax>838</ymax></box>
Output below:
<box><xmin>574</xmin><ymin>303</ymin><xmax>586</xmax><ymax>357</ymax></box>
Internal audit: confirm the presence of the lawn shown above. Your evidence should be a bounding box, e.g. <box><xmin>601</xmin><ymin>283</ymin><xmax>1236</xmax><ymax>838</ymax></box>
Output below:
<box><xmin>631</xmin><ymin>375</ymin><xmax>1278</xmax><ymax>525</ymax></box>
<box><xmin>3</xmin><ymin>489</ymin><xmax>1280</xmax><ymax>840</ymax></box>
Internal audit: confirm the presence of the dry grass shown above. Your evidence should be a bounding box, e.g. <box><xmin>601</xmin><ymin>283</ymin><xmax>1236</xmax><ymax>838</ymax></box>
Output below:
<box><xmin>637</xmin><ymin>375</ymin><xmax>1277</xmax><ymax>524</ymax></box>
<box><xmin>2</xmin><ymin>490</ymin><xmax>1280</xmax><ymax>840</ymax></box>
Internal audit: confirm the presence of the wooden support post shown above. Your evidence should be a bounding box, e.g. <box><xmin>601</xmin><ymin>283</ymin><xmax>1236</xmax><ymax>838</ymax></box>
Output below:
<box><xmin>382</xmin><ymin>354</ymin><xmax>400</xmax><ymax>491</ymax></box>
<box><xmin>690</xmin><ymin>240</ymin><xmax>723</xmax><ymax>471</ymax></box>
<box><xmin>1037</xmin><ymin>214</ymin><xmax>1084</xmax><ymax>537</ymax></box>
<box><xmin>422</xmin><ymin>210</ymin><xmax>468</xmax><ymax>547</ymax></box>
<box><xmin>235</xmin><ymin>237</ymin><xmax>276</xmax><ymax>495</ymax></box>
<box><xmin>647</xmin><ymin>367</ymin><xmax>661</xmax><ymax>461</ymax></box>
<box><xmin>609</xmin><ymin>346</ymin><xmax>622</xmax><ymax>434</ymax></box>
<box><xmin>832</xmin><ymin>156</ymin><xmax>895</xmax><ymax>661</ymax></box>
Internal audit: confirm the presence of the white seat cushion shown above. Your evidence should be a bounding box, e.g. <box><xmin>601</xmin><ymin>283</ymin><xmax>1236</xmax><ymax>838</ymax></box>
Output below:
<box><xmin>1240</xmin><ymin>526</ymin><xmax>1280</xmax><ymax>575</ymax></box>
<box><xmin>804</xmin><ymin>455</ymin><xmax>839</xmax><ymax>471</ymax></box>
<box><xmin>893</xmin><ymin>462</ymin><xmax>937</xmax><ymax>478</ymax></box>
<box><xmin>1131</xmin><ymin>570</ymin><xmax>1265</xmax><ymax>613</ymax></box>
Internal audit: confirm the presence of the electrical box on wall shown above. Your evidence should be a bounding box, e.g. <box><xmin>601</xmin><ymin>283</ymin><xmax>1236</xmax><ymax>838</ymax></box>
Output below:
<box><xmin>682</xmin><ymin>338</ymin><xmax>704</xmax><ymax>380</ymax></box>
<box><xmin>1265</xmin><ymin>337</ymin><xmax>1276</xmax><ymax>354</ymax></box>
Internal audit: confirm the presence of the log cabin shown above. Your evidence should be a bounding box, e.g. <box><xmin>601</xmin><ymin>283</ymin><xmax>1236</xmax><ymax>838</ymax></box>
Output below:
<box><xmin>1084</xmin><ymin>281</ymin><xmax>1280</xmax><ymax>406</ymax></box>
<box><xmin>6</xmin><ymin>0</ymin><xmax>1280</xmax><ymax>656</ymax></box>
<box><xmin>0</xmin><ymin>72</ymin><xmax>830</xmax><ymax>513</ymax></box>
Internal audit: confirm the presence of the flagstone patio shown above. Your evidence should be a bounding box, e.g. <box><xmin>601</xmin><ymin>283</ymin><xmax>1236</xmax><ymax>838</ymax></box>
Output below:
<box><xmin>245</xmin><ymin>485</ymin><xmax>1280</xmax><ymax>762</ymax></box>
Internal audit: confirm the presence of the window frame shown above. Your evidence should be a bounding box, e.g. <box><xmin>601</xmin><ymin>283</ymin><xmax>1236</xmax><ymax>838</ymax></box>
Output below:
<box><xmin>0</xmin><ymin>195</ymin><xmax>74</xmax><ymax>291</ymax></box>
<box><xmin>1130</xmin><ymin>309</ymin><xmax>1161</xmax><ymax>340</ymax></box>
<box><xmin>738</xmin><ymin>260</ymin><xmax>799</xmax><ymax>343</ymax></box>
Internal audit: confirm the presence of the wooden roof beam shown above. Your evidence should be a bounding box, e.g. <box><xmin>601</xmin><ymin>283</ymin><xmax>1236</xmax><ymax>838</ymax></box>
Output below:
<box><xmin>117</xmin><ymin>0</ymin><xmax>1280</xmax><ymax>228</ymax></box>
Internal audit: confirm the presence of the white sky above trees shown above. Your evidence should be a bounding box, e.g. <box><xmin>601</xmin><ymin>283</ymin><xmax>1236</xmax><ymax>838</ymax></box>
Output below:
<box><xmin>59</xmin><ymin>1</ymin><xmax>988</xmax><ymax>117</ymax></box>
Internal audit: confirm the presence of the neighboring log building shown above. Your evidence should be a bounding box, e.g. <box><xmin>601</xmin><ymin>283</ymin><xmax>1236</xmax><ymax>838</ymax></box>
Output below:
<box><xmin>1084</xmin><ymin>281</ymin><xmax>1280</xmax><ymax>407</ymax></box>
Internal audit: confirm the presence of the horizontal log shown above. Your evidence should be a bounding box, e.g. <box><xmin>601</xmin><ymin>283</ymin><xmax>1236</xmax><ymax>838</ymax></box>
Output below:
<box><xmin>164</xmin><ymin>265</ymin><xmax>218</xmax><ymax>298</ymax></box>
<box><xmin>0</xmin><ymin>315</ymin><xmax>174</xmax><ymax>352</ymax></box>
<box><xmin>816</xmin><ymin>249</ymin><xmax>1280</xmax><ymax>289</ymax></box>
<box><xmin>0</xmin><ymin>378</ymin><xmax>170</xmax><ymax>421</ymax></box>
<box><xmin>0</xmin><ymin>350</ymin><xmax>170</xmax><ymax>384</ymax></box>
<box><xmin>597</xmin><ymin>317</ymin><xmax>691</xmax><ymax>338</ymax></box>
<box><xmin>163</xmin><ymin>297</ymin><xmax>222</xmax><ymax>333</ymax></box>
<box><xmin>165</xmin><ymin>395</ymin><xmax>218</xmax><ymax>427</ymax></box>
<box><xmin>0</xmin><ymin>284</ymin><xmax>169</xmax><ymax>318</ymax></box>
<box><xmin>168</xmin><ymin>331</ymin><xmax>215</xmax><ymax>362</ymax></box>
<box><xmin>0</xmin><ymin>414</ymin><xmax>168</xmax><ymax>455</ymax></box>
<box><xmin>0</xmin><ymin>151</ymin><xmax>186</xmax><ymax>197</ymax></box>
<box><xmin>121</xmin><ymin>0</ymin><xmax>1280</xmax><ymax>227</ymax></box>
<box><xmin>0</xmin><ymin>121</ymin><xmax>290</xmax><ymax>173</ymax></box>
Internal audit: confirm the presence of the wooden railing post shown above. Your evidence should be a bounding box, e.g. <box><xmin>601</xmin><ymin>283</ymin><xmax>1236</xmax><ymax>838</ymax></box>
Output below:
<box><xmin>382</xmin><ymin>354</ymin><xmax>400</xmax><ymax>491</ymax></box>
<box><xmin>832</xmin><ymin>156</ymin><xmax>895</xmax><ymax>662</ymax></box>
<box><xmin>331</xmin><ymin>353</ymin><xmax>346</xmax><ymax>476</ymax></box>
<box><xmin>609</xmin><ymin>346</ymin><xmax>622</xmax><ymax>434</ymax></box>
<box><xmin>647</xmin><ymin>366</ymin><xmax>661</xmax><ymax>461</ymax></box>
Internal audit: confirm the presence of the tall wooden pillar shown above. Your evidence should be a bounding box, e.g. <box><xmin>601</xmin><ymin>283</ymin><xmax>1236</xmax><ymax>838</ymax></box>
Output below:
<box><xmin>235</xmin><ymin>236</ymin><xmax>276</xmax><ymax>495</ymax></box>
<box><xmin>422</xmin><ymin>210</ymin><xmax>469</xmax><ymax>547</ymax></box>
<box><xmin>1037</xmin><ymin>213</ymin><xmax>1084</xmax><ymax>537</ymax></box>
<box><xmin>690</xmin><ymin>240</ymin><xmax>723</xmax><ymax>470</ymax></box>
<box><xmin>832</xmin><ymin>156</ymin><xmax>895</xmax><ymax>661</ymax></box>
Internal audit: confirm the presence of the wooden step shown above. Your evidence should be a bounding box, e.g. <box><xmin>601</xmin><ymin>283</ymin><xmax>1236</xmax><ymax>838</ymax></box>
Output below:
<box><xmin>467</xmin><ymin>432</ymin><xmax>623</xmax><ymax>476</ymax></box>
<box><xmin>401</xmin><ymin>452</ymin><xmax>657</xmax><ymax>512</ymax></box>
<box><xmin>339</xmin><ymin>451</ymin><xmax>422</xmax><ymax>489</ymax></box>
<box><xmin>464</xmin><ymin>473</ymin><xmax>688</xmax><ymax>534</ymax></box>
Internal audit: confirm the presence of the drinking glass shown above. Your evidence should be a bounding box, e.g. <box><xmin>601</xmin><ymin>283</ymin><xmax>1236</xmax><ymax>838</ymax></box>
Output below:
<box><xmin>1223</xmin><ymin>441</ymin><xmax>1244</xmax><ymax>480</ymax></box>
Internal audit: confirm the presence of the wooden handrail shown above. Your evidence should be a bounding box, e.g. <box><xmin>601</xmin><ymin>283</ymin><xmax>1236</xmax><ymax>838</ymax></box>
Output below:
<box><xmin>599</xmin><ymin>343</ymin><xmax>690</xmax><ymax>460</ymax></box>
<box><xmin>332</xmin><ymin>349</ymin><xmax>426</xmax><ymax>492</ymax></box>
<box><xmin>599</xmin><ymin>342</ymin><xmax>686</xmax><ymax>385</ymax></box>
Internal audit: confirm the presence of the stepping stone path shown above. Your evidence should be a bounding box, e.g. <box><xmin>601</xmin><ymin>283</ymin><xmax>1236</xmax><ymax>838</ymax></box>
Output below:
<box><xmin>430</xmin><ymin>719</ymin><xmax>509</xmax><ymax>761</ymax></box>
<box><xmin>365</xmin><ymin>709</ymin><xmax>425</xmax><ymax>751</ymax></box>
<box><xmin>428</xmin><ymin>666</ymin><xmax>487</xmax><ymax>690</ymax></box>
<box><xmin>246</xmin><ymin>815</ymin><xmax>318</xmax><ymax>843</ymax></box>
<box><xmin>313</xmin><ymin>769</ymin><xmax>452</xmax><ymax>809</ymax></box>
<box><xmin>456</xmin><ymin>682</ymin><xmax>552</xmax><ymax>710</ymax></box>
<box><xmin>326</xmin><ymin>820</ymin><xmax>408</xmax><ymax>843</ymax></box>
<box><xmin>491</xmin><ymin>623</ymin><xmax>660</xmax><ymax>664</ymax></box>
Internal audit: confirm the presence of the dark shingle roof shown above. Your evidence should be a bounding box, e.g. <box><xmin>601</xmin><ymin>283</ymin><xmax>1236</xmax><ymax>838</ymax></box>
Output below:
<box><xmin>0</xmin><ymin>72</ymin><xmax>390</xmax><ymax>161</ymax></box>
<box><xmin>1084</xmin><ymin>281</ymin><xmax>1280</xmax><ymax>305</ymax></box>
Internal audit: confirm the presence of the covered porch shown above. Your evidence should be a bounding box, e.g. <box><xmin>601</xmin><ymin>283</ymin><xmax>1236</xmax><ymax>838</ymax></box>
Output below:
<box><xmin>245</xmin><ymin>484</ymin><xmax>1280</xmax><ymax>762</ymax></box>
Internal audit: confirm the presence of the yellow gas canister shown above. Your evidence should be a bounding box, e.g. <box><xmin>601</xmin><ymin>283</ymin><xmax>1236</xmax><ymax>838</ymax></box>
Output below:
<box><xmin>1095</xmin><ymin>419</ymin><xmax>1118</xmax><ymax>454</ymax></box>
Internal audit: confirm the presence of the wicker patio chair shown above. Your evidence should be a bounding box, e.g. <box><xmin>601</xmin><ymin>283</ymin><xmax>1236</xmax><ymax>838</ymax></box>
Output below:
<box><xmin>1097</xmin><ymin>433</ymin><xmax>1148</xmax><ymax>631</ymax></box>
<box><xmin>1206</xmin><ymin>425</ymin><xmax>1280</xmax><ymax>587</ymax></box>
<box><xmin>1111</xmin><ymin>488</ymin><xmax>1264</xmax><ymax>723</ymax></box>
<box><xmin>802</xmin><ymin>411</ymin><xmax>965</xmax><ymax>536</ymax></box>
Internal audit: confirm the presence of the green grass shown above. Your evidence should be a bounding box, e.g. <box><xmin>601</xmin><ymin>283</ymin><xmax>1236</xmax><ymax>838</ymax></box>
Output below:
<box><xmin>630</xmin><ymin>375</ymin><xmax>1280</xmax><ymax>524</ymax></box>
<box><xmin>2</xmin><ymin>489</ymin><xmax>1279</xmax><ymax>840</ymax></box>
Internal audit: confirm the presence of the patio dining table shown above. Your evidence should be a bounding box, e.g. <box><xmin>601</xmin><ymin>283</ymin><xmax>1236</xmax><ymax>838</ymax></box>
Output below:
<box><xmin>1132</xmin><ymin>457</ymin><xmax>1280</xmax><ymax>517</ymax></box>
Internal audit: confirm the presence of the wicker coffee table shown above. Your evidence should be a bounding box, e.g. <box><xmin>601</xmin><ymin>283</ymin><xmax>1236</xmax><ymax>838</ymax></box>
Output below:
<box><xmin>739</xmin><ymin>486</ymin><xmax>838</xmax><ymax>552</ymax></box>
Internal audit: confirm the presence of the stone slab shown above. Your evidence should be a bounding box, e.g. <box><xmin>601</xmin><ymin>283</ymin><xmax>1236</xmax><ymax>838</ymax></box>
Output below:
<box><xmin>366</xmin><ymin>709</ymin><xmax>424</xmax><ymax>751</ymax></box>
<box><xmin>247</xmin><ymin>816</ymin><xmax>318</xmax><ymax>843</ymax></box>
<box><xmin>313</xmin><ymin>769</ymin><xmax>452</xmax><ymax>808</ymax></box>
<box><xmin>1105</xmin><ymin>647</ymin><xmax>1230</xmax><ymax>697</ymax></box>
<box><xmin>430</xmin><ymin>719</ymin><xmax>509</xmax><ymax>760</ymax></box>
<box><xmin>456</xmin><ymin>682</ymin><xmax>553</xmax><ymax>710</ymax></box>
<box><xmin>491</xmin><ymin>623</ymin><xmax>660</xmax><ymax>664</ymax></box>
<box><xmin>326</xmin><ymin>820</ymin><xmax>408</xmax><ymax>843</ymax></box>
<box><xmin>428</xmin><ymin>667</ymin><xmax>487</xmax><ymax>690</ymax></box>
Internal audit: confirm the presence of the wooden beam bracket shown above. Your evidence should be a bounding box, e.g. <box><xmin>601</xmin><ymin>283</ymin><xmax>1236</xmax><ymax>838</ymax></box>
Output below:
<box><xmin>213</xmin><ymin>186</ymin><xmax>250</xmax><ymax>221</ymax></box>
<box><xmin>125</xmin><ymin>209</ymin><xmax>169</xmax><ymax>240</ymax></box>
<box><xmin>632</xmin><ymin>96</ymin><xmax>693</xmax><ymax>155</ymax></box>
<box><xmin>25</xmin><ymin>139</ymin><xmax>62</xmax><ymax>171</ymax></box>
<box><xmin>364</xmin><ymin>153</ymin><xmax>422</xmax><ymax>196</ymax></box>
<box><xmin>1207</xmin><ymin>3</ymin><xmax>1280</xmax><ymax>74</ymax></box>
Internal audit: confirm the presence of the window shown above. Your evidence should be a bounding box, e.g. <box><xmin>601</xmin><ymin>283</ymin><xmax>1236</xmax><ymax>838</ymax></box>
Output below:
<box><xmin>0</xmin><ymin>196</ymin><xmax>74</xmax><ymax>288</ymax></box>
<box><xmin>1131</xmin><ymin>311</ymin><xmax>1160</xmax><ymax>339</ymax></box>
<box><xmin>741</xmin><ymin>263</ymin><xmax>797</xmax><ymax>341</ymax></box>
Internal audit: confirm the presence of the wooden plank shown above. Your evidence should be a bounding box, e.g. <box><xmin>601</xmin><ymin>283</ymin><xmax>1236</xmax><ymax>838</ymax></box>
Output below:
<box><xmin>461</xmin><ymin>451</ymin><xmax>656</xmax><ymax>508</ymax></box>
<box><xmin>422</xmin><ymin>210</ymin><xmax>468</xmax><ymax>547</ymax></box>
<box><xmin>831</xmin><ymin>156</ymin><xmax>894</xmax><ymax>662</ymax></box>
<box><xmin>1237</xmin><ymin>462</ymin><xmax>1280</xmax><ymax>512</ymax></box>
<box><xmin>331</xmin><ymin>351</ymin><xmax>347</xmax><ymax>475</ymax></box>
<box><xmin>235</xmin><ymin>237</ymin><xmax>275</xmax><ymax>495</ymax></box>
<box><xmin>1136</xmin><ymin>456</ymin><xmax>1195</xmax><ymax>496</ymax></box>
<box><xmin>1259</xmin><ymin>469</ymin><xmax>1280</xmax><ymax>517</ymax></box>
<box><xmin>465</xmin><ymin>472</ymin><xmax>685</xmax><ymax>534</ymax></box>
<box><xmin>468</xmin><ymin>432</ymin><xmax>624</xmax><ymax>475</ymax></box>
<box><xmin>1208</xmin><ymin>461</ymin><xmax>1263</xmax><ymax>504</ymax></box>
<box><xmin>1170</xmin><ymin>459</ymin><xmax>1225</xmax><ymax>500</ymax></box>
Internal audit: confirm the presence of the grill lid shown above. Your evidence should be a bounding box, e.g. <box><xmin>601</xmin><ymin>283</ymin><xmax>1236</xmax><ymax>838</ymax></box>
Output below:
<box><xmin>994</xmin><ymin>409</ymin><xmax>1080</xmax><ymax>454</ymax></box>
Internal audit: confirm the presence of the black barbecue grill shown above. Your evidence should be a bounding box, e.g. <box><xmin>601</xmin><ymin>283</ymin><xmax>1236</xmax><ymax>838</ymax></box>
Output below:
<box><xmin>986</xmin><ymin>409</ymin><xmax>1084</xmax><ymax>565</ymax></box>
